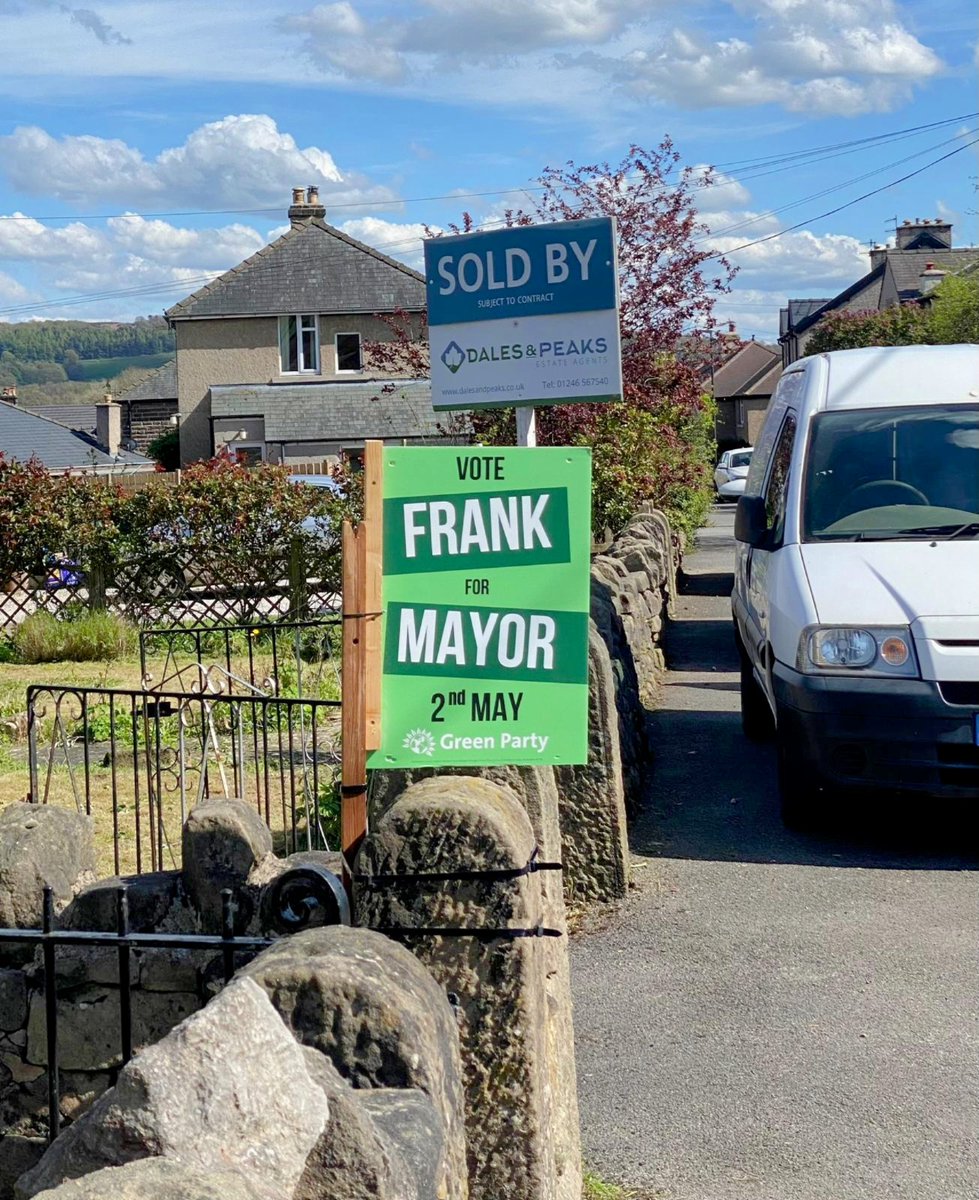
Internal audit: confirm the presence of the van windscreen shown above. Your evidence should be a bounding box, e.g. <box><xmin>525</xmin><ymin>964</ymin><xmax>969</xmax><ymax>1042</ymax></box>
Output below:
<box><xmin>803</xmin><ymin>405</ymin><xmax>979</xmax><ymax>541</ymax></box>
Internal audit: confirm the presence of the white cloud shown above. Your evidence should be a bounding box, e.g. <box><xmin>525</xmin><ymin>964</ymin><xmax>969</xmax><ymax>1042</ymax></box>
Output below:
<box><xmin>0</xmin><ymin>115</ymin><xmax>396</xmax><ymax>211</ymax></box>
<box><xmin>284</xmin><ymin>0</ymin><xmax>651</xmax><ymax>81</ymax></box>
<box><xmin>0</xmin><ymin>214</ymin><xmax>108</xmax><ymax>261</ymax></box>
<box><xmin>339</xmin><ymin>217</ymin><xmax>434</xmax><ymax>269</ymax></box>
<box><xmin>707</xmin><ymin>227</ymin><xmax>867</xmax><ymax>291</ymax></box>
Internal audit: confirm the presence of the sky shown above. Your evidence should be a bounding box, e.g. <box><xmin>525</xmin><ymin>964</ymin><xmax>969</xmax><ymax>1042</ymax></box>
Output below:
<box><xmin>0</xmin><ymin>0</ymin><xmax>976</xmax><ymax>340</ymax></box>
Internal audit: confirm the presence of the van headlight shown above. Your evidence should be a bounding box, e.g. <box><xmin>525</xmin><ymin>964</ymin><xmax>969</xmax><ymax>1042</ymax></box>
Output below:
<box><xmin>798</xmin><ymin>626</ymin><xmax>918</xmax><ymax>677</ymax></box>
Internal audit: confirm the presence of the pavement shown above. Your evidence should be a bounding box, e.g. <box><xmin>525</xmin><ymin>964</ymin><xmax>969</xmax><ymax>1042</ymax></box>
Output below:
<box><xmin>571</xmin><ymin>505</ymin><xmax>979</xmax><ymax>1200</ymax></box>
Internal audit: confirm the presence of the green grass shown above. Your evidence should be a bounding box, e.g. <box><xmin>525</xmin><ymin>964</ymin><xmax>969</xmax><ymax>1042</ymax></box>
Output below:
<box><xmin>12</xmin><ymin>611</ymin><xmax>137</xmax><ymax>664</ymax></box>
<box><xmin>584</xmin><ymin>1171</ymin><xmax>633</xmax><ymax>1199</ymax></box>
<box><xmin>70</xmin><ymin>352</ymin><xmax>173</xmax><ymax>381</ymax></box>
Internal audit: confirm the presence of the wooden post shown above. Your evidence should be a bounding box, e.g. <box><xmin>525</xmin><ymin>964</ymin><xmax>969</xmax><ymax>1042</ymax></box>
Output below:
<box><xmin>363</xmin><ymin>441</ymin><xmax>383</xmax><ymax>751</ymax></box>
<box><xmin>340</xmin><ymin>520</ymin><xmax>368</xmax><ymax>891</ymax></box>
<box><xmin>287</xmin><ymin>535</ymin><xmax>306</xmax><ymax>622</ymax></box>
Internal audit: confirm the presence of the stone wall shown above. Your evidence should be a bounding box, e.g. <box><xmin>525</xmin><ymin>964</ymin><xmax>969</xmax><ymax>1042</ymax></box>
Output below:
<box><xmin>0</xmin><ymin>799</ymin><xmax>345</xmax><ymax>1196</ymax></box>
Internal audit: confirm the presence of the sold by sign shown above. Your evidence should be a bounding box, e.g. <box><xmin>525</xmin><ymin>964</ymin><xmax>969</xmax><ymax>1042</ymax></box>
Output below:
<box><xmin>367</xmin><ymin>446</ymin><xmax>591</xmax><ymax>768</ymax></box>
<box><xmin>425</xmin><ymin>218</ymin><xmax>622</xmax><ymax>413</ymax></box>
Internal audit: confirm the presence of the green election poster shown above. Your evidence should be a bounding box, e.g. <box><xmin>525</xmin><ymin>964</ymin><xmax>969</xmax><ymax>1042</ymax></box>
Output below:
<box><xmin>368</xmin><ymin>446</ymin><xmax>592</xmax><ymax>768</ymax></box>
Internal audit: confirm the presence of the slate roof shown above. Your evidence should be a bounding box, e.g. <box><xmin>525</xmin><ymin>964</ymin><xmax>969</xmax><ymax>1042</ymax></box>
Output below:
<box><xmin>0</xmin><ymin>404</ymin><xmax>154</xmax><ymax>472</ymax></box>
<box><xmin>116</xmin><ymin>359</ymin><xmax>177</xmax><ymax>402</ymax></box>
<box><xmin>712</xmin><ymin>341</ymin><xmax>781</xmax><ymax>399</ymax></box>
<box><xmin>886</xmin><ymin>248</ymin><xmax>979</xmax><ymax>296</ymax></box>
<box><xmin>209</xmin><ymin>380</ymin><xmax>462</xmax><ymax>443</ymax></box>
<box><xmin>165</xmin><ymin>221</ymin><xmax>426</xmax><ymax>321</ymax></box>
<box><xmin>785</xmin><ymin>299</ymin><xmax>832</xmax><ymax>331</ymax></box>
<box><xmin>23</xmin><ymin>405</ymin><xmax>97</xmax><ymax>434</ymax></box>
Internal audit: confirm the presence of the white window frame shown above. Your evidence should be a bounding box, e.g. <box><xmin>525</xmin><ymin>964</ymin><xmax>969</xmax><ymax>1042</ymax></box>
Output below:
<box><xmin>233</xmin><ymin>442</ymin><xmax>266</xmax><ymax>465</ymax></box>
<box><xmin>334</xmin><ymin>331</ymin><xmax>363</xmax><ymax>375</ymax></box>
<box><xmin>279</xmin><ymin>314</ymin><xmax>320</xmax><ymax>375</ymax></box>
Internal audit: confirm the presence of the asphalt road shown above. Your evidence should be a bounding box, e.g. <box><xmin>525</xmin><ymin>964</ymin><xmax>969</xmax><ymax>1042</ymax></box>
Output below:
<box><xmin>571</xmin><ymin>505</ymin><xmax>979</xmax><ymax>1200</ymax></box>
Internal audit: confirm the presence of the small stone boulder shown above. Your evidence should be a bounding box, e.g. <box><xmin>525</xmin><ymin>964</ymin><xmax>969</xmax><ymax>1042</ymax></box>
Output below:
<box><xmin>297</xmin><ymin>1047</ymin><xmax>443</xmax><ymax>1200</ymax></box>
<box><xmin>182</xmin><ymin>799</ymin><xmax>273</xmax><ymax>932</ymax></box>
<box><xmin>0</xmin><ymin>805</ymin><xmax>96</xmax><ymax>961</ymax></box>
<box><xmin>61</xmin><ymin>872</ymin><xmax>180</xmax><ymax>934</ymax></box>
<box><xmin>240</xmin><ymin>925</ymin><xmax>466</xmax><ymax>1200</ymax></box>
<box><xmin>16</xmin><ymin>978</ymin><xmax>329</xmax><ymax>1199</ymax></box>
<box><xmin>24</xmin><ymin>1158</ymin><xmax>267</xmax><ymax>1200</ymax></box>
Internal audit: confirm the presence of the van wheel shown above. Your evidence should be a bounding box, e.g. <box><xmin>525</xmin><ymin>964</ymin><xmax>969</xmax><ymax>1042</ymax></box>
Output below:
<box><xmin>740</xmin><ymin>655</ymin><xmax>774</xmax><ymax>741</ymax></box>
<box><xmin>777</xmin><ymin>730</ymin><xmax>824</xmax><ymax>832</ymax></box>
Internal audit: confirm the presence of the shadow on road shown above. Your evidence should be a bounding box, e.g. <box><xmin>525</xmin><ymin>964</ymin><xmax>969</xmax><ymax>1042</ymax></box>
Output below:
<box><xmin>635</xmin><ymin>706</ymin><xmax>978</xmax><ymax>871</ymax></box>
<box><xmin>676</xmin><ymin>569</ymin><xmax>734</xmax><ymax>597</ymax></box>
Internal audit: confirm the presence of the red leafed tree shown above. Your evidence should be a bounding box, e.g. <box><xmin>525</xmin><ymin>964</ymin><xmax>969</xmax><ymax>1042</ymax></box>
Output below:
<box><xmin>368</xmin><ymin>140</ymin><xmax>736</xmax><ymax>535</ymax></box>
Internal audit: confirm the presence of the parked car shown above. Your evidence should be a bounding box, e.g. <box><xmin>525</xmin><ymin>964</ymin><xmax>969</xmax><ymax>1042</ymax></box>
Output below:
<box><xmin>714</xmin><ymin>448</ymin><xmax>753</xmax><ymax>501</ymax></box>
<box><xmin>731</xmin><ymin>344</ymin><xmax>979</xmax><ymax>829</ymax></box>
<box><xmin>290</xmin><ymin>474</ymin><xmax>343</xmax><ymax>543</ymax></box>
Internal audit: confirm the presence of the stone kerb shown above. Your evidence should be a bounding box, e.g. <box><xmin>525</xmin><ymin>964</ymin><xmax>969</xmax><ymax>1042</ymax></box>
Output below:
<box><xmin>356</xmin><ymin>776</ymin><xmax>581</xmax><ymax>1200</ymax></box>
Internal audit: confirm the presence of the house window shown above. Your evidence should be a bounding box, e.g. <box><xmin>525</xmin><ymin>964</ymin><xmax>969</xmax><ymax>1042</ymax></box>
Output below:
<box><xmin>279</xmin><ymin>315</ymin><xmax>319</xmax><ymax>373</ymax></box>
<box><xmin>335</xmin><ymin>332</ymin><xmax>362</xmax><ymax>373</ymax></box>
<box><xmin>234</xmin><ymin>443</ymin><xmax>265</xmax><ymax>466</ymax></box>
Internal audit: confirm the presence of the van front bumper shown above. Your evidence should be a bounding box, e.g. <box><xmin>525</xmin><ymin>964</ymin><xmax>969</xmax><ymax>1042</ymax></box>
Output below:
<box><xmin>772</xmin><ymin>663</ymin><xmax>979</xmax><ymax>796</ymax></box>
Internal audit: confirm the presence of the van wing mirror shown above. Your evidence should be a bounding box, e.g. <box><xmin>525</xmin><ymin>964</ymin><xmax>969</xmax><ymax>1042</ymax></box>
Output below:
<box><xmin>734</xmin><ymin>495</ymin><xmax>770</xmax><ymax>547</ymax></box>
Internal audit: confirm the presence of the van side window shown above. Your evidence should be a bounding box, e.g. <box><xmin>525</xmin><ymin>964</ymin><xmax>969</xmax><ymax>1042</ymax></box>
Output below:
<box><xmin>765</xmin><ymin>412</ymin><xmax>797</xmax><ymax>545</ymax></box>
<box><xmin>743</xmin><ymin>369</ymin><xmax>805</xmax><ymax>498</ymax></box>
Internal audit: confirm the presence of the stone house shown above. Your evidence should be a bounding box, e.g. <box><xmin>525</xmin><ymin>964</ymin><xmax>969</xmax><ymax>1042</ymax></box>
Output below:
<box><xmin>113</xmin><ymin>360</ymin><xmax>178</xmax><ymax>453</ymax></box>
<box><xmin>779</xmin><ymin>218</ymin><xmax>979</xmax><ymax>366</ymax></box>
<box><xmin>710</xmin><ymin>338</ymin><xmax>781</xmax><ymax>450</ymax></box>
<box><xmin>165</xmin><ymin>187</ymin><xmax>438</xmax><ymax>467</ymax></box>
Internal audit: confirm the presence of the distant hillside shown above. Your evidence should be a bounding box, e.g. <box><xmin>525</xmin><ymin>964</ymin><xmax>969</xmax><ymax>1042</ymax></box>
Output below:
<box><xmin>0</xmin><ymin>316</ymin><xmax>175</xmax><ymax>400</ymax></box>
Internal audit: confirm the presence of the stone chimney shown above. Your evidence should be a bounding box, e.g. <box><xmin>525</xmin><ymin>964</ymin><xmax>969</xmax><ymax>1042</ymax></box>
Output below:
<box><xmin>95</xmin><ymin>393</ymin><xmax>122</xmax><ymax>457</ymax></box>
<box><xmin>869</xmin><ymin>244</ymin><xmax>887</xmax><ymax>270</ymax></box>
<box><xmin>896</xmin><ymin>218</ymin><xmax>953</xmax><ymax>251</ymax></box>
<box><xmin>918</xmin><ymin>261</ymin><xmax>948</xmax><ymax>295</ymax></box>
<box><xmin>1</xmin><ymin>386</ymin><xmax>16</xmax><ymax>406</ymax></box>
<box><xmin>287</xmin><ymin>185</ymin><xmax>326</xmax><ymax>228</ymax></box>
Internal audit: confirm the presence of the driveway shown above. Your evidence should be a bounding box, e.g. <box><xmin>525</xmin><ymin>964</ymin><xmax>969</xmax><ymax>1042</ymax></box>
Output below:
<box><xmin>571</xmin><ymin>505</ymin><xmax>979</xmax><ymax>1200</ymax></box>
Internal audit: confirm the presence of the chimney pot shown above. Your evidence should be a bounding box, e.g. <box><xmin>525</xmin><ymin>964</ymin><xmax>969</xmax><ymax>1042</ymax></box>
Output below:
<box><xmin>307</xmin><ymin>185</ymin><xmax>320</xmax><ymax>204</ymax></box>
<box><xmin>292</xmin><ymin>187</ymin><xmax>305</xmax><ymax>205</ymax></box>
<box><xmin>1</xmin><ymin>385</ymin><xmax>16</xmax><ymax>405</ymax></box>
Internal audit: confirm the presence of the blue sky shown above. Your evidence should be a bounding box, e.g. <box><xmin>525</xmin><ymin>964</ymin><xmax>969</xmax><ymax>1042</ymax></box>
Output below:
<box><xmin>0</xmin><ymin>0</ymin><xmax>976</xmax><ymax>339</ymax></box>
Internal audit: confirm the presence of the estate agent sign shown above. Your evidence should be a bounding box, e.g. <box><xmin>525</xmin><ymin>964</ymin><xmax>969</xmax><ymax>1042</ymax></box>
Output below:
<box><xmin>425</xmin><ymin>217</ymin><xmax>622</xmax><ymax>412</ymax></box>
<box><xmin>368</xmin><ymin>445</ymin><xmax>592</xmax><ymax>768</ymax></box>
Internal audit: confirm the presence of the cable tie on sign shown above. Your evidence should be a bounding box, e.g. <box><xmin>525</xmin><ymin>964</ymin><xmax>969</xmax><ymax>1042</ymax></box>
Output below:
<box><xmin>340</xmin><ymin>784</ymin><xmax>368</xmax><ymax>798</ymax></box>
<box><xmin>355</xmin><ymin>845</ymin><xmax>563</xmax><ymax>888</ymax></box>
<box><xmin>340</xmin><ymin>610</ymin><xmax>383</xmax><ymax>619</ymax></box>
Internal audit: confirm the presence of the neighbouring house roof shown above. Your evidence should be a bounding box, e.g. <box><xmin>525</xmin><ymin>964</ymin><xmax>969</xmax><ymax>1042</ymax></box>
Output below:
<box><xmin>209</xmin><ymin>380</ymin><xmax>462</xmax><ymax>443</ymax></box>
<box><xmin>781</xmin><ymin>299</ymin><xmax>832</xmax><ymax>336</ymax></box>
<box><xmin>712</xmin><ymin>341</ymin><xmax>781</xmax><ymax>400</ymax></box>
<box><xmin>885</xmin><ymin>248</ymin><xmax>979</xmax><ymax>299</ymax></box>
<box><xmin>116</xmin><ymin>359</ymin><xmax>177</xmax><ymax>402</ymax></box>
<box><xmin>23</xmin><ymin>405</ymin><xmax>98</xmax><ymax>435</ymax></box>
<box><xmin>0</xmin><ymin>403</ymin><xmax>154</xmax><ymax>472</ymax></box>
<box><xmin>166</xmin><ymin>221</ymin><xmax>426</xmax><ymax>321</ymax></box>
<box><xmin>785</xmin><ymin>246</ymin><xmax>979</xmax><ymax>341</ymax></box>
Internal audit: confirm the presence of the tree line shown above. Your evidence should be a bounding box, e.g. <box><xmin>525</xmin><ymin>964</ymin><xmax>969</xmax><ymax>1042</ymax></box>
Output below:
<box><xmin>0</xmin><ymin>316</ymin><xmax>174</xmax><ymax>387</ymax></box>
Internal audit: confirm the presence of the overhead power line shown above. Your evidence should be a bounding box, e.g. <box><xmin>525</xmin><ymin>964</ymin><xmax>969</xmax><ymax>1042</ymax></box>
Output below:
<box><xmin>703</xmin><ymin>134</ymin><xmax>979</xmax><ymax>261</ymax></box>
<box><xmin>1</xmin><ymin>111</ymin><xmax>975</xmax><ymax>227</ymax></box>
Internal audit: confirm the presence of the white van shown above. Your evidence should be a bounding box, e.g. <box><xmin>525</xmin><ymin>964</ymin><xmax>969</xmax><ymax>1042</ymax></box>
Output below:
<box><xmin>732</xmin><ymin>344</ymin><xmax>979</xmax><ymax>828</ymax></box>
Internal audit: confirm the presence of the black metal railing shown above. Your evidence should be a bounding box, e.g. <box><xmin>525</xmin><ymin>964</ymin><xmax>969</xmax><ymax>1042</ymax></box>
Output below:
<box><xmin>27</xmin><ymin>685</ymin><xmax>342</xmax><ymax>875</ymax></box>
<box><xmin>0</xmin><ymin>870</ymin><xmax>350</xmax><ymax>1144</ymax></box>
<box><xmin>138</xmin><ymin>618</ymin><xmax>341</xmax><ymax>700</ymax></box>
